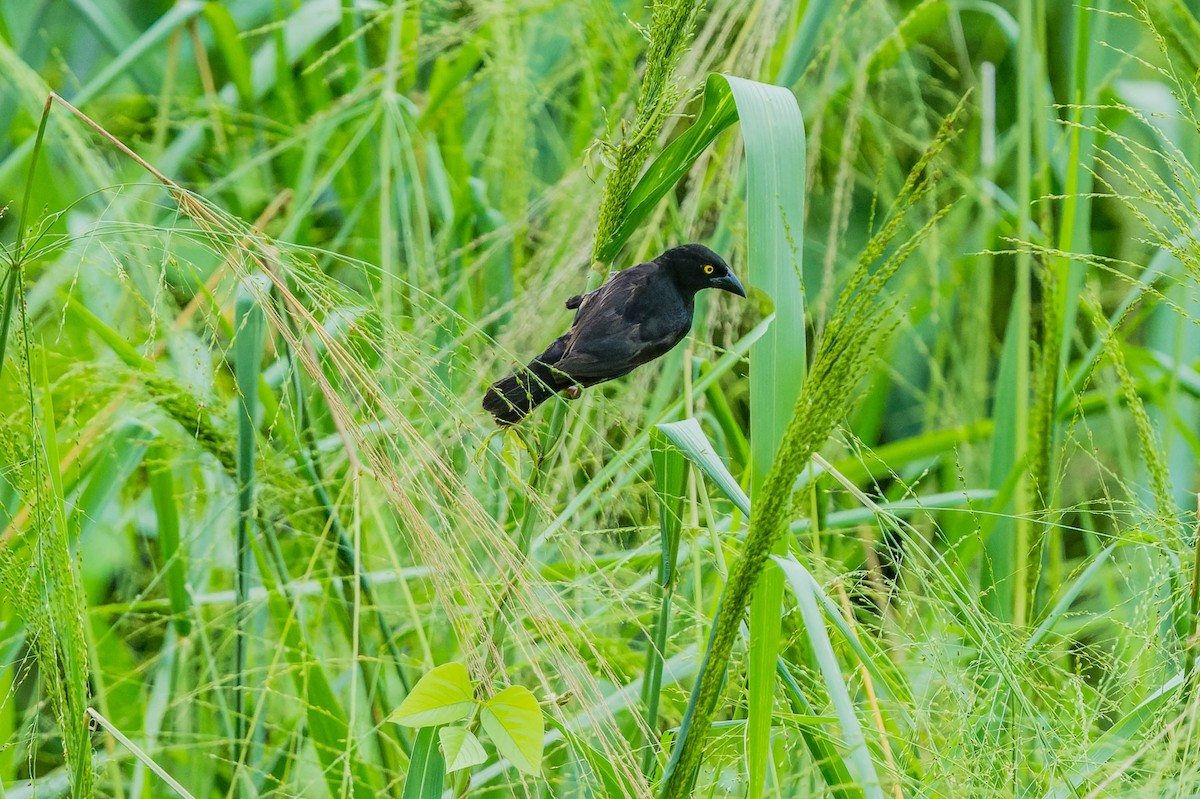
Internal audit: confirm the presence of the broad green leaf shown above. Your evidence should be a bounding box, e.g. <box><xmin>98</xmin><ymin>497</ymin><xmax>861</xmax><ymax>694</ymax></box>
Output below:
<box><xmin>389</xmin><ymin>663</ymin><xmax>476</xmax><ymax>728</ymax></box>
<box><xmin>643</xmin><ymin>74</ymin><xmax>806</xmax><ymax>799</ymax></box>
<box><xmin>728</xmin><ymin>71</ymin><xmax>807</xmax><ymax>799</ymax></box>
<box><xmin>480</xmin><ymin>685</ymin><xmax>544</xmax><ymax>776</ymax></box>
<box><xmin>439</xmin><ymin>727</ymin><xmax>488</xmax><ymax>773</ymax></box>
<box><xmin>656</xmin><ymin>419</ymin><xmax>750</xmax><ymax>515</ymax></box>
<box><xmin>402</xmin><ymin>727</ymin><xmax>446</xmax><ymax>799</ymax></box>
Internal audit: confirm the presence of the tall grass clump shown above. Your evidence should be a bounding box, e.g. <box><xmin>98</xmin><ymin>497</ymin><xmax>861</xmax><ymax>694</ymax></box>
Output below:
<box><xmin>662</xmin><ymin>100</ymin><xmax>962</xmax><ymax>797</ymax></box>
<box><xmin>4</xmin><ymin>1</ymin><xmax>1200</xmax><ymax>798</ymax></box>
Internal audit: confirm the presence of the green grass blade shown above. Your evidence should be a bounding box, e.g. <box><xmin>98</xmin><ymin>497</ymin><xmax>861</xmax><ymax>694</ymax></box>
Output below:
<box><xmin>553</xmin><ymin>719</ymin><xmax>636</xmax><ymax>797</ymax></box>
<box><xmin>0</xmin><ymin>2</ymin><xmax>205</xmax><ymax>189</ymax></box>
<box><xmin>0</xmin><ymin>268</ymin><xmax>17</xmax><ymax>379</ymax></box>
<box><xmin>983</xmin><ymin>301</ymin><xmax>1025</xmax><ymax>623</ymax></box>
<box><xmin>775</xmin><ymin>0</ymin><xmax>836</xmax><ymax>86</ymax></box>
<box><xmin>202</xmin><ymin>3</ymin><xmax>253</xmax><ymax>108</ymax></box>
<box><xmin>775</xmin><ymin>660</ymin><xmax>865</xmax><ymax>799</ymax></box>
<box><xmin>656</xmin><ymin>419</ymin><xmax>750</xmax><ymax>515</ymax></box>
<box><xmin>776</xmin><ymin>555</ymin><xmax>886</xmax><ymax>799</ymax></box>
<box><xmin>257</xmin><ymin>549</ymin><xmax>380</xmax><ymax>799</ymax></box>
<box><xmin>147</xmin><ymin>442</ymin><xmax>192</xmax><ymax>637</ymax></box>
<box><xmin>1026</xmin><ymin>543</ymin><xmax>1114</xmax><ymax>651</ymax></box>
<box><xmin>232</xmin><ymin>278</ymin><xmax>267</xmax><ymax>769</ymax></box>
<box><xmin>642</xmin><ymin>428</ymin><xmax>688</xmax><ymax>772</ymax></box>
<box><xmin>698</xmin><ymin>363</ymin><xmax>749</xmax><ymax>469</ymax></box>
<box><xmin>794</xmin><ymin>490</ymin><xmax>997</xmax><ymax>532</ymax></box>
<box><xmin>595</xmin><ymin>74</ymin><xmax>739</xmax><ymax>262</ymax></box>
<box><xmin>72</xmin><ymin>422</ymin><xmax>154</xmax><ymax>540</ymax></box>
<box><xmin>1041</xmin><ymin>673</ymin><xmax>1184</xmax><ymax>799</ymax></box>
<box><xmin>659</xmin><ymin>74</ymin><xmax>812</xmax><ymax>799</ymax></box>
<box><xmin>59</xmin><ymin>293</ymin><xmax>152</xmax><ymax>369</ymax></box>
<box><xmin>725</xmin><ymin>72</ymin><xmax>807</xmax><ymax>799</ymax></box>
<box><xmin>402</xmin><ymin>727</ymin><xmax>446</xmax><ymax>799</ymax></box>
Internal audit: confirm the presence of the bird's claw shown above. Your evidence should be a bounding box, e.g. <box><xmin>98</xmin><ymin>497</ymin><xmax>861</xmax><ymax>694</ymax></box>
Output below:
<box><xmin>564</xmin><ymin>385</ymin><xmax>583</xmax><ymax>400</ymax></box>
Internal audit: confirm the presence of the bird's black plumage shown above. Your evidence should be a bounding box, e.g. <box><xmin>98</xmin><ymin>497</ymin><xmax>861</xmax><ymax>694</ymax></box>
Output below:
<box><xmin>483</xmin><ymin>244</ymin><xmax>746</xmax><ymax>425</ymax></box>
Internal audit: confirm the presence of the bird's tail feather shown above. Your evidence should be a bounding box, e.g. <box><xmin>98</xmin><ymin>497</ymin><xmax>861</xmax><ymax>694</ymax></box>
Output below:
<box><xmin>482</xmin><ymin>361</ymin><xmax>563</xmax><ymax>425</ymax></box>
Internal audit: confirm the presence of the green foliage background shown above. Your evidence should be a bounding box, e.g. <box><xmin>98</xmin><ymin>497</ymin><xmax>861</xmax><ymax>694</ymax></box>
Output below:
<box><xmin>2</xmin><ymin>0</ymin><xmax>1200</xmax><ymax>797</ymax></box>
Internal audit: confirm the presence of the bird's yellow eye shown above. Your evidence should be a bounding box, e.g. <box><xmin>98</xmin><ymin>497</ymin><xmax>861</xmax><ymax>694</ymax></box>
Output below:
<box><xmin>703</xmin><ymin>264</ymin><xmax>715</xmax><ymax>275</ymax></box>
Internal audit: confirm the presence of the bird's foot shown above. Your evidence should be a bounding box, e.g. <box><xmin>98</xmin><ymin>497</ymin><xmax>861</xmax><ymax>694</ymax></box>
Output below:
<box><xmin>563</xmin><ymin>385</ymin><xmax>583</xmax><ymax>400</ymax></box>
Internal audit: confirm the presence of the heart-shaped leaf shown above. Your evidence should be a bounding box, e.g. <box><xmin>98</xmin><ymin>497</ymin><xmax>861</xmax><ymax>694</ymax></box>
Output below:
<box><xmin>480</xmin><ymin>685</ymin><xmax>544</xmax><ymax>776</ymax></box>
<box><xmin>388</xmin><ymin>663</ymin><xmax>476</xmax><ymax>728</ymax></box>
<box><xmin>439</xmin><ymin>727</ymin><xmax>488</xmax><ymax>773</ymax></box>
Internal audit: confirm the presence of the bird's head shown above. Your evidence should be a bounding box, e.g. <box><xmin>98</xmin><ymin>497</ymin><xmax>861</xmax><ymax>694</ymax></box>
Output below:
<box><xmin>657</xmin><ymin>244</ymin><xmax>746</xmax><ymax>298</ymax></box>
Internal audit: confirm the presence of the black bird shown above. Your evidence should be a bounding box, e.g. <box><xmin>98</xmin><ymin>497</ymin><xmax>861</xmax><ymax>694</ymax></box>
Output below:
<box><xmin>483</xmin><ymin>243</ymin><xmax>746</xmax><ymax>425</ymax></box>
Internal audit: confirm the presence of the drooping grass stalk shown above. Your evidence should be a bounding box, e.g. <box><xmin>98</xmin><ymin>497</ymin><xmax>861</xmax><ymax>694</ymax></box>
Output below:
<box><xmin>590</xmin><ymin>0</ymin><xmax>704</xmax><ymax>281</ymax></box>
<box><xmin>264</xmin><ymin>333</ymin><xmax>413</xmax><ymax>769</ymax></box>
<box><xmin>253</xmin><ymin>516</ymin><xmax>380</xmax><ymax>799</ymax></box>
<box><xmin>455</xmin><ymin>406</ymin><xmax>571</xmax><ymax>799</ymax></box>
<box><xmin>1082</xmin><ymin>292</ymin><xmax>1174</xmax><ymax>526</ymax></box>
<box><xmin>279</xmin><ymin>303</ymin><xmax>414</xmax><ymax>700</ymax></box>
<box><xmin>660</xmin><ymin>104</ymin><xmax>962</xmax><ymax>797</ymax></box>
<box><xmin>483</xmin><ymin>399</ymin><xmax>570</xmax><ymax>669</ymax></box>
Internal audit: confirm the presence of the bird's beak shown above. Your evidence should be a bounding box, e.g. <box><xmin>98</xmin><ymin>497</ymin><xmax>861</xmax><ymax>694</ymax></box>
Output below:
<box><xmin>712</xmin><ymin>271</ymin><xmax>746</xmax><ymax>297</ymax></box>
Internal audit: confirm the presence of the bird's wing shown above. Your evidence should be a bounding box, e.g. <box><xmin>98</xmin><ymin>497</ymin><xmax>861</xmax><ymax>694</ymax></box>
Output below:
<box><xmin>564</xmin><ymin>280</ymin><xmax>614</xmax><ymax>313</ymax></box>
<box><xmin>552</xmin><ymin>264</ymin><xmax>691</xmax><ymax>384</ymax></box>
